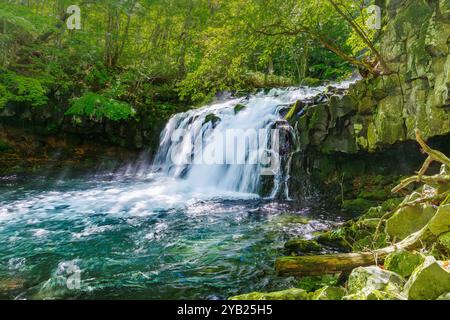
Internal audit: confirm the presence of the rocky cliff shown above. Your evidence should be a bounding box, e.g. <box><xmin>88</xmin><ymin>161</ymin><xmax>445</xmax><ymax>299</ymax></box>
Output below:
<box><xmin>288</xmin><ymin>0</ymin><xmax>450</xmax><ymax>205</ymax></box>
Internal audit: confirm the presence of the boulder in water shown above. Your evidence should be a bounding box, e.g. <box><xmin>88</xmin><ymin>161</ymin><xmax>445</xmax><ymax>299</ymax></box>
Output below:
<box><xmin>403</xmin><ymin>256</ymin><xmax>450</xmax><ymax>300</ymax></box>
<box><xmin>233</xmin><ymin>104</ymin><xmax>246</xmax><ymax>114</ymax></box>
<box><xmin>203</xmin><ymin>114</ymin><xmax>221</xmax><ymax>128</ymax></box>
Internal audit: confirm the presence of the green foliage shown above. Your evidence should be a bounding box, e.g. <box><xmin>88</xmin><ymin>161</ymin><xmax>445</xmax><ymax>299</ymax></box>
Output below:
<box><xmin>66</xmin><ymin>92</ymin><xmax>135</xmax><ymax>122</ymax></box>
<box><xmin>0</xmin><ymin>71</ymin><xmax>48</xmax><ymax>107</ymax></box>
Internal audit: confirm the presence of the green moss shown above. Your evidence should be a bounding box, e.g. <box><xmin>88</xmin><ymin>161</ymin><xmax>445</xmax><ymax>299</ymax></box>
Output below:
<box><xmin>342</xmin><ymin>198</ymin><xmax>376</xmax><ymax>215</ymax></box>
<box><xmin>229</xmin><ymin>288</ymin><xmax>311</xmax><ymax>301</ymax></box>
<box><xmin>297</xmin><ymin>275</ymin><xmax>339</xmax><ymax>292</ymax></box>
<box><xmin>438</xmin><ymin>232</ymin><xmax>450</xmax><ymax>255</ymax></box>
<box><xmin>284</xmin><ymin>239</ymin><xmax>322</xmax><ymax>255</ymax></box>
<box><xmin>312</xmin><ymin>286</ymin><xmax>346</xmax><ymax>300</ymax></box>
<box><xmin>203</xmin><ymin>113</ymin><xmax>221</xmax><ymax>127</ymax></box>
<box><xmin>384</xmin><ymin>250</ymin><xmax>425</xmax><ymax>278</ymax></box>
<box><xmin>233</xmin><ymin>104</ymin><xmax>246</xmax><ymax>114</ymax></box>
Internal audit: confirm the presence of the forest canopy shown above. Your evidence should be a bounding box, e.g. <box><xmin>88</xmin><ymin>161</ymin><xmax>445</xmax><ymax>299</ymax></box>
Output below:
<box><xmin>0</xmin><ymin>0</ymin><xmax>382</xmax><ymax>120</ymax></box>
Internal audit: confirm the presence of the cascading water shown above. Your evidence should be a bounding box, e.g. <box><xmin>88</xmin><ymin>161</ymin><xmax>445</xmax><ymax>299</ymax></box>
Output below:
<box><xmin>153</xmin><ymin>86</ymin><xmax>328</xmax><ymax>197</ymax></box>
<box><xmin>0</xmin><ymin>81</ymin><xmax>357</xmax><ymax>300</ymax></box>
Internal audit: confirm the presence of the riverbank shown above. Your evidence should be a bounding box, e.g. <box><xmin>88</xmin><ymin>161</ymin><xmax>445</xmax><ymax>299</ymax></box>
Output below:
<box><xmin>231</xmin><ymin>132</ymin><xmax>450</xmax><ymax>300</ymax></box>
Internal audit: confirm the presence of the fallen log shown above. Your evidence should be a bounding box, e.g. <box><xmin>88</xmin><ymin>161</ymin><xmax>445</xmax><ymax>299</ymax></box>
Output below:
<box><xmin>275</xmin><ymin>227</ymin><xmax>431</xmax><ymax>277</ymax></box>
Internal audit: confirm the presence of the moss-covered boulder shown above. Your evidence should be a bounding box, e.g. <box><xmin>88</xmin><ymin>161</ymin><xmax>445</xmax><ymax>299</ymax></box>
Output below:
<box><xmin>347</xmin><ymin>266</ymin><xmax>406</xmax><ymax>294</ymax></box>
<box><xmin>386</xmin><ymin>205</ymin><xmax>436</xmax><ymax>240</ymax></box>
<box><xmin>437</xmin><ymin>293</ymin><xmax>450</xmax><ymax>300</ymax></box>
<box><xmin>438</xmin><ymin>232</ymin><xmax>450</xmax><ymax>254</ymax></box>
<box><xmin>284</xmin><ymin>239</ymin><xmax>322</xmax><ymax>255</ymax></box>
<box><xmin>384</xmin><ymin>250</ymin><xmax>425</xmax><ymax>278</ymax></box>
<box><xmin>428</xmin><ymin>204</ymin><xmax>450</xmax><ymax>237</ymax></box>
<box><xmin>229</xmin><ymin>288</ymin><xmax>311</xmax><ymax>300</ymax></box>
<box><xmin>203</xmin><ymin>114</ymin><xmax>221</xmax><ymax>127</ymax></box>
<box><xmin>234</xmin><ymin>104</ymin><xmax>246</xmax><ymax>114</ymax></box>
<box><xmin>312</xmin><ymin>286</ymin><xmax>346</xmax><ymax>300</ymax></box>
<box><xmin>403</xmin><ymin>256</ymin><xmax>450</xmax><ymax>300</ymax></box>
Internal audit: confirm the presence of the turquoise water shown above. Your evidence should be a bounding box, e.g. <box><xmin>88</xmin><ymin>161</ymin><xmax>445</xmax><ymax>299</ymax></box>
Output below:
<box><xmin>0</xmin><ymin>172</ymin><xmax>341</xmax><ymax>300</ymax></box>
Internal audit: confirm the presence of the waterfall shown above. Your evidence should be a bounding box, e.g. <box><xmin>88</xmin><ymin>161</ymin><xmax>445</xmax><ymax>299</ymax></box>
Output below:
<box><xmin>153</xmin><ymin>87</ymin><xmax>328</xmax><ymax>197</ymax></box>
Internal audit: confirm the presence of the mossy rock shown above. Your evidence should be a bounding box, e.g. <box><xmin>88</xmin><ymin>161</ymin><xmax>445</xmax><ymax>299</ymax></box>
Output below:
<box><xmin>438</xmin><ymin>232</ymin><xmax>450</xmax><ymax>254</ymax></box>
<box><xmin>404</xmin><ymin>256</ymin><xmax>450</xmax><ymax>300</ymax></box>
<box><xmin>203</xmin><ymin>114</ymin><xmax>221</xmax><ymax>127</ymax></box>
<box><xmin>342</xmin><ymin>198</ymin><xmax>376</xmax><ymax>215</ymax></box>
<box><xmin>363</xmin><ymin>206</ymin><xmax>386</xmax><ymax>219</ymax></box>
<box><xmin>297</xmin><ymin>275</ymin><xmax>339</xmax><ymax>292</ymax></box>
<box><xmin>343</xmin><ymin>289</ymin><xmax>405</xmax><ymax>300</ymax></box>
<box><xmin>234</xmin><ymin>104</ymin><xmax>246</xmax><ymax>114</ymax></box>
<box><xmin>316</xmin><ymin>230</ymin><xmax>351</xmax><ymax>250</ymax></box>
<box><xmin>437</xmin><ymin>293</ymin><xmax>450</xmax><ymax>300</ymax></box>
<box><xmin>380</xmin><ymin>198</ymin><xmax>403</xmax><ymax>212</ymax></box>
<box><xmin>428</xmin><ymin>204</ymin><xmax>450</xmax><ymax>237</ymax></box>
<box><xmin>352</xmin><ymin>233</ymin><xmax>388</xmax><ymax>251</ymax></box>
<box><xmin>229</xmin><ymin>288</ymin><xmax>311</xmax><ymax>300</ymax></box>
<box><xmin>284</xmin><ymin>239</ymin><xmax>322</xmax><ymax>255</ymax></box>
<box><xmin>313</xmin><ymin>286</ymin><xmax>346</xmax><ymax>300</ymax></box>
<box><xmin>347</xmin><ymin>266</ymin><xmax>406</xmax><ymax>294</ymax></box>
<box><xmin>386</xmin><ymin>204</ymin><xmax>436</xmax><ymax>240</ymax></box>
<box><xmin>384</xmin><ymin>250</ymin><xmax>425</xmax><ymax>278</ymax></box>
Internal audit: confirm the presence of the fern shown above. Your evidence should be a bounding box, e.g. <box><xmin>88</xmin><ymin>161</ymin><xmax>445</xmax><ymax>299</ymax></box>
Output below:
<box><xmin>0</xmin><ymin>72</ymin><xmax>48</xmax><ymax>107</ymax></box>
<box><xmin>66</xmin><ymin>92</ymin><xmax>135</xmax><ymax>122</ymax></box>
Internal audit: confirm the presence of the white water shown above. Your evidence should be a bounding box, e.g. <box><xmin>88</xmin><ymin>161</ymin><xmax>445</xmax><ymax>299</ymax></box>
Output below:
<box><xmin>154</xmin><ymin>86</ymin><xmax>328</xmax><ymax>196</ymax></box>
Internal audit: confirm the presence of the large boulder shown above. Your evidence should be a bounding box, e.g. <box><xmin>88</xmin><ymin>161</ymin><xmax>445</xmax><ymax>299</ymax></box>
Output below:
<box><xmin>403</xmin><ymin>256</ymin><xmax>450</xmax><ymax>300</ymax></box>
<box><xmin>229</xmin><ymin>288</ymin><xmax>311</xmax><ymax>300</ymax></box>
<box><xmin>386</xmin><ymin>204</ymin><xmax>436</xmax><ymax>240</ymax></box>
<box><xmin>347</xmin><ymin>266</ymin><xmax>406</xmax><ymax>294</ymax></box>
<box><xmin>384</xmin><ymin>250</ymin><xmax>425</xmax><ymax>278</ymax></box>
<box><xmin>427</xmin><ymin>204</ymin><xmax>450</xmax><ymax>236</ymax></box>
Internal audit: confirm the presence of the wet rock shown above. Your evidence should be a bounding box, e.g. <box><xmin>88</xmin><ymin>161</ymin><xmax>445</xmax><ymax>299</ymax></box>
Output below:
<box><xmin>386</xmin><ymin>204</ymin><xmax>436</xmax><ymax>240</ymax></box>
<box><xmin>233</xmin><ymin>104</ymin><xmax>246</xmax><ymax>114</ymax></box>
<box><xmin>312</xmin><ymin>286</ymin><xmax>346</xmax><ymax>300</ymax></box>
<box><xmin>229</xmin><ymin>288</ymin><xmax>311</xmax><ymax>300</ymax></box>
<box><xmin>347</xmin><ymin>266</ymin><xmax>406</xmax><ymax>295</ymax></box>
<box><xmin>404</xmin><ymin>256</ymin><xmax>450</xmax><ymax>300</ymax></box>
<box><xmin>203</xmin><ymin>114</ymin><xmax>221</xmax><ymax>128</ymax></box>
<box><xmin>384</xmin><ymin>250</ymin><xmax>425</xmax><ymax>278</ymax></box>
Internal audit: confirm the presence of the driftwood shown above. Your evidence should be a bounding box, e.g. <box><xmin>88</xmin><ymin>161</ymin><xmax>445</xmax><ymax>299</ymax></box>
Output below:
<box><xmin>276</xmin><ymin>129</ymin><xmax>450</xmax><ymax>277</ymax></box>
<box><xmin>275</xmin><ymin>227</ymin><xmax>431</xmax><ymax>276</ymax></box>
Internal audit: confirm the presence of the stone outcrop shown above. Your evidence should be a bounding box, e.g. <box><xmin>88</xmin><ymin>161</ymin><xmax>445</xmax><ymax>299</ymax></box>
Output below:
<box><xmin>288</xmin><ymin>0</ymin><xmax>450</xmax><ymax>203</ymax></box>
